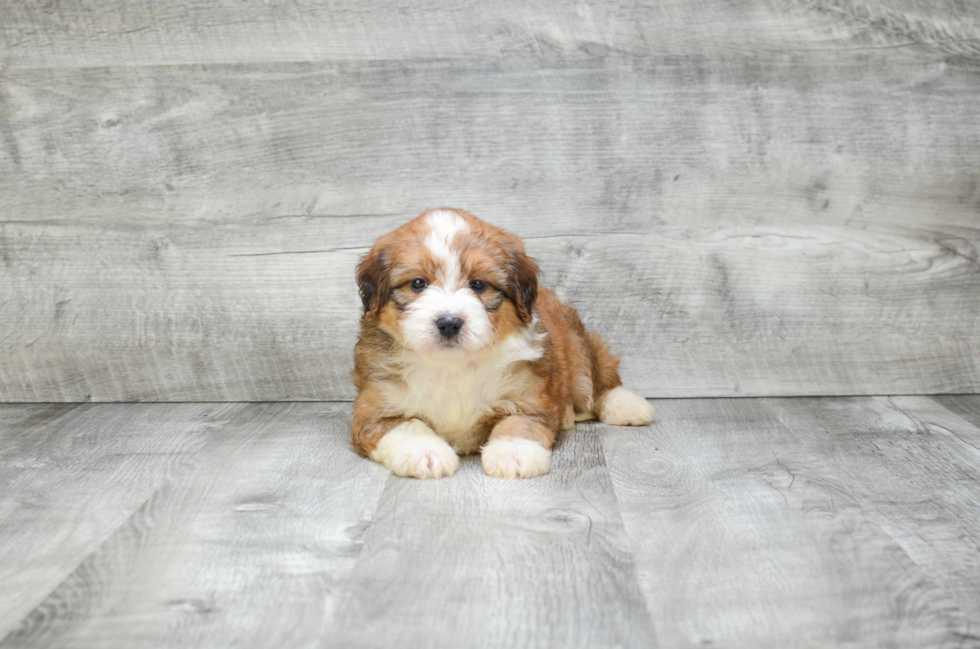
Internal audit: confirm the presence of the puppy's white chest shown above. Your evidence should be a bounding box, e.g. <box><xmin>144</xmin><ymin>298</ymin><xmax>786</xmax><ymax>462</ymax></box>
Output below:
<box><xmin>379</xmin><ymin>328</ymin><xmax>545</xmax><ymax>453</ymax></box>
<box><xmin>393</xmin><ymin>360</ymin><xmax>512</xmax><ymax>451</ymax></box>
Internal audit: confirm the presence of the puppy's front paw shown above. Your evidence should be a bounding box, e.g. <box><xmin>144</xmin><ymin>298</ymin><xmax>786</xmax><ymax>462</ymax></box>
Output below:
<box><xmin>598</xmin><ymin>387</ymin><xmax>655</xmax><ymax>426</ymax></box>
<box><xmin>370</xmin><ymin>419</ymin><xmax>459</xmax><ymax>479</ymax></box>
<box><xmin>481</xmin><ymin>437</ymin><xmax>551</xmax><ymax>480</ymax></box>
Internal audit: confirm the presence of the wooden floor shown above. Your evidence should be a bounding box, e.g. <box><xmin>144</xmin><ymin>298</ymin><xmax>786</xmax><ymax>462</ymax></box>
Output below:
<box><xmin>2</xmin><ymin>396</ymin><xmax>980</xmax><ymax>648</ymax></box>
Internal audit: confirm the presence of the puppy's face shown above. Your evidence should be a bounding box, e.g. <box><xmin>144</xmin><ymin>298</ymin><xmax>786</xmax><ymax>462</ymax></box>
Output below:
<box><xmin>357</xmin><ymin>209</ymin><xmax>538</xmax><ymax>357</ymax></box>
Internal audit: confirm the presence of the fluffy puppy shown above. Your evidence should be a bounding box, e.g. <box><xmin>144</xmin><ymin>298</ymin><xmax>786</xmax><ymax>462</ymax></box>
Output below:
<box><xmin>351</xmin><ymin>208</ymin><xmax>654</xmax><ymax>479</ymax></box>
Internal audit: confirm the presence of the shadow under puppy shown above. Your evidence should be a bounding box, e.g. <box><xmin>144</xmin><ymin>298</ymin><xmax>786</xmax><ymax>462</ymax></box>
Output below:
<box><xmin>351</xmin><ymin>208</ymin><xmax>654</xmax><ymax>479</ymax></box>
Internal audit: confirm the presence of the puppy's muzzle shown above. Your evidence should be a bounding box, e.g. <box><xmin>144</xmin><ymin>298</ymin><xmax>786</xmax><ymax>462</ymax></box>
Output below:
<box><xmin>436</xmin><ymin>315</ymin><xmax>464</xmax><ymax>340</ymax></box>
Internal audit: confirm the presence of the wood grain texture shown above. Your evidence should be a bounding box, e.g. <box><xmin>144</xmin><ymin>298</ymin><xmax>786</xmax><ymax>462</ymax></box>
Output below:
<box><xmin>762</xmin><ymin>396</ymin><xmax>980</xmax><ymax>628</ymax></box>
<box><xmin>329</xmin><ymin>419</ymin><xmax>656</xmax><ymax>649</ymax></box>
<box><xmin>2</xmin><ymin>53</ymin><xmax>980</xmax><ymax>401</ymax></box>
<box><xmin>601</xmin><ymin>397</ymin><xmax>980</xmax><ymax>648</ymax></box>
<box><xmin>5</xmin><ymin>399</ymin><xmax>980</xmax><ymax>647</ymax></box>
<box><xmin>934</xmin><ymin>395</ymin><xmax>980</xmax><ymax>429</ymax></box>
<box><xmin>2</xmin><ymin>0</ymin><xmax>979</xmax><ymax>67</ymax></box>
<box><xmin>0</xmin><ymin>403</ymin><xmax>391</xmax><ymax>648</ymax></box>
<box><xmin>2</xmin><ymin>0</ymin><xmax>980</xmax><ymax>401</ymax></box>
<box><xmin>0</xmin><ymin>402</ymin><xmax>242</xmax><ymax>639</ymax></box>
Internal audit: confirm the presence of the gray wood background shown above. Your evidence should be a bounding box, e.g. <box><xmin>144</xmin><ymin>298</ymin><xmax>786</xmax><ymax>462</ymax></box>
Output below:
<box><xmin>2</xmin><ymin>0</ymin><xmax>979</xmax><ymax>401</ymax></box>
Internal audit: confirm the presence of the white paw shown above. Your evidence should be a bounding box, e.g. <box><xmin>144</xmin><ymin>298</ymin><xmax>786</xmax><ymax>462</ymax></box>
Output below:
<box><xmin>598</xmin><ymin>387</ymin><xmax>655</xmax><ymax>426</ymax></box>
<box><xmin>370</xmin><ymin>419</ymin><xmax>459</xmax><ymax>479</ymax></box>
<box><xmin>481</xmin><ymin>437</ymin><xmax>551</xmax><ymax>479</ymax></box>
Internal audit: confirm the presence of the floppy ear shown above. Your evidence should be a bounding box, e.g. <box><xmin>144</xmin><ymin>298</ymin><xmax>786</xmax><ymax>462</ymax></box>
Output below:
<box><xmin>356</xmin><ymin>245</ymin><xmax>390</xmax><ymax>321</ymax></box>
<box><xmin>507</xmin><ymin>251</ymin><xmax>539</xmax><ymax>323</ymax></box>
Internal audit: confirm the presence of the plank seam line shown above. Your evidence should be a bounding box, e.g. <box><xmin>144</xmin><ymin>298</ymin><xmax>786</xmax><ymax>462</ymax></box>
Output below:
<box><xmin>588</xmin><ymin>420</ymin><xmax>661</xmax><ymax>635</ymax></box>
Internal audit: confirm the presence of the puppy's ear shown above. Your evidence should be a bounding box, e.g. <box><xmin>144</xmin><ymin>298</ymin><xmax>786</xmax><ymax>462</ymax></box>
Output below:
<box><xmin>356</xmin><ymin>244</ymin><xmax>390</xmax><ymax>320</ymax></box>
<box><xmin>507</xmin><ymin>251</ymin><xmax>539</xmax><ymax>323</ymax></box>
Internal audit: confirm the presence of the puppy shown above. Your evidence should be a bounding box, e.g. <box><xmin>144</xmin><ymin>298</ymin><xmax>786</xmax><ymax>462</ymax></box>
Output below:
<box><xmin>351</xmin><ymin>208</ymin><xmax>654</xmax><ymax>479</ymax></box>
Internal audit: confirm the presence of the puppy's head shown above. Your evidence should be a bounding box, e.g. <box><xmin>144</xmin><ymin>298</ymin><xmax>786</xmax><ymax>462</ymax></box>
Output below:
<box><xmin>357</xmin><ymin>208</ymin><xmax>538</xmax><ymax>356</ymax></box>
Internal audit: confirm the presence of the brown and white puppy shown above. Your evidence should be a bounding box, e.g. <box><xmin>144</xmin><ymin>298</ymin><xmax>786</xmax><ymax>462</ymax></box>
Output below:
<box><xmin>351</xmin><ymin>208</ymin><xmax>654</xmax><ymax>479</ymax></box>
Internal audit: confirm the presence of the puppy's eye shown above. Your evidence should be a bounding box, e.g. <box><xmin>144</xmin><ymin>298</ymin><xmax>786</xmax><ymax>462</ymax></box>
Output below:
<box><xmin>410</xmin><ymin>278</ymin><xmax>428</xmax><ymax>292</ymax></box>
<box><xmin>469</xmin><ymin>279</ymin><xmax>486</xmax><ymax>293</ymax></box>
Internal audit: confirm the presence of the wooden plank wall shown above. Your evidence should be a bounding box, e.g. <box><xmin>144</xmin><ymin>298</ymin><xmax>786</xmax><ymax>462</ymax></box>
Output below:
<box><xmin>1</xmin><ymin>0</ymin><xmax>979</xmax><ymax>401</ymax></box>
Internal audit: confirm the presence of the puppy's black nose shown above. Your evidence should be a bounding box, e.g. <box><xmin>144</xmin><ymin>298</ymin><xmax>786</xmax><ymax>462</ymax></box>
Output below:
<box><xmin>436</xmin><ymin>315</ymin><xmax>464</xmax><ymax>340</ymax></box>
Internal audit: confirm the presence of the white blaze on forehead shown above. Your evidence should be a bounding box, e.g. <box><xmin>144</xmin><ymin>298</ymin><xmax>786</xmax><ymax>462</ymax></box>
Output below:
<box><xmin>424</xmin><ymin>210</ymin><xmax>469</xmax><ymax>287</ymax></box>
<box><xmin>403</xmin><ymin>209</ymin><xmax>489</xmax><ymax>355</ymax></box>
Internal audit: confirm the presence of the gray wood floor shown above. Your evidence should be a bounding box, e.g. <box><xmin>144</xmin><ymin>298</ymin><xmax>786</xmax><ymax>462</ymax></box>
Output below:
<box><xmin>2</xmin><ymin>396</ymin><xmax>980</xmax><ymax>648</ymax></box>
